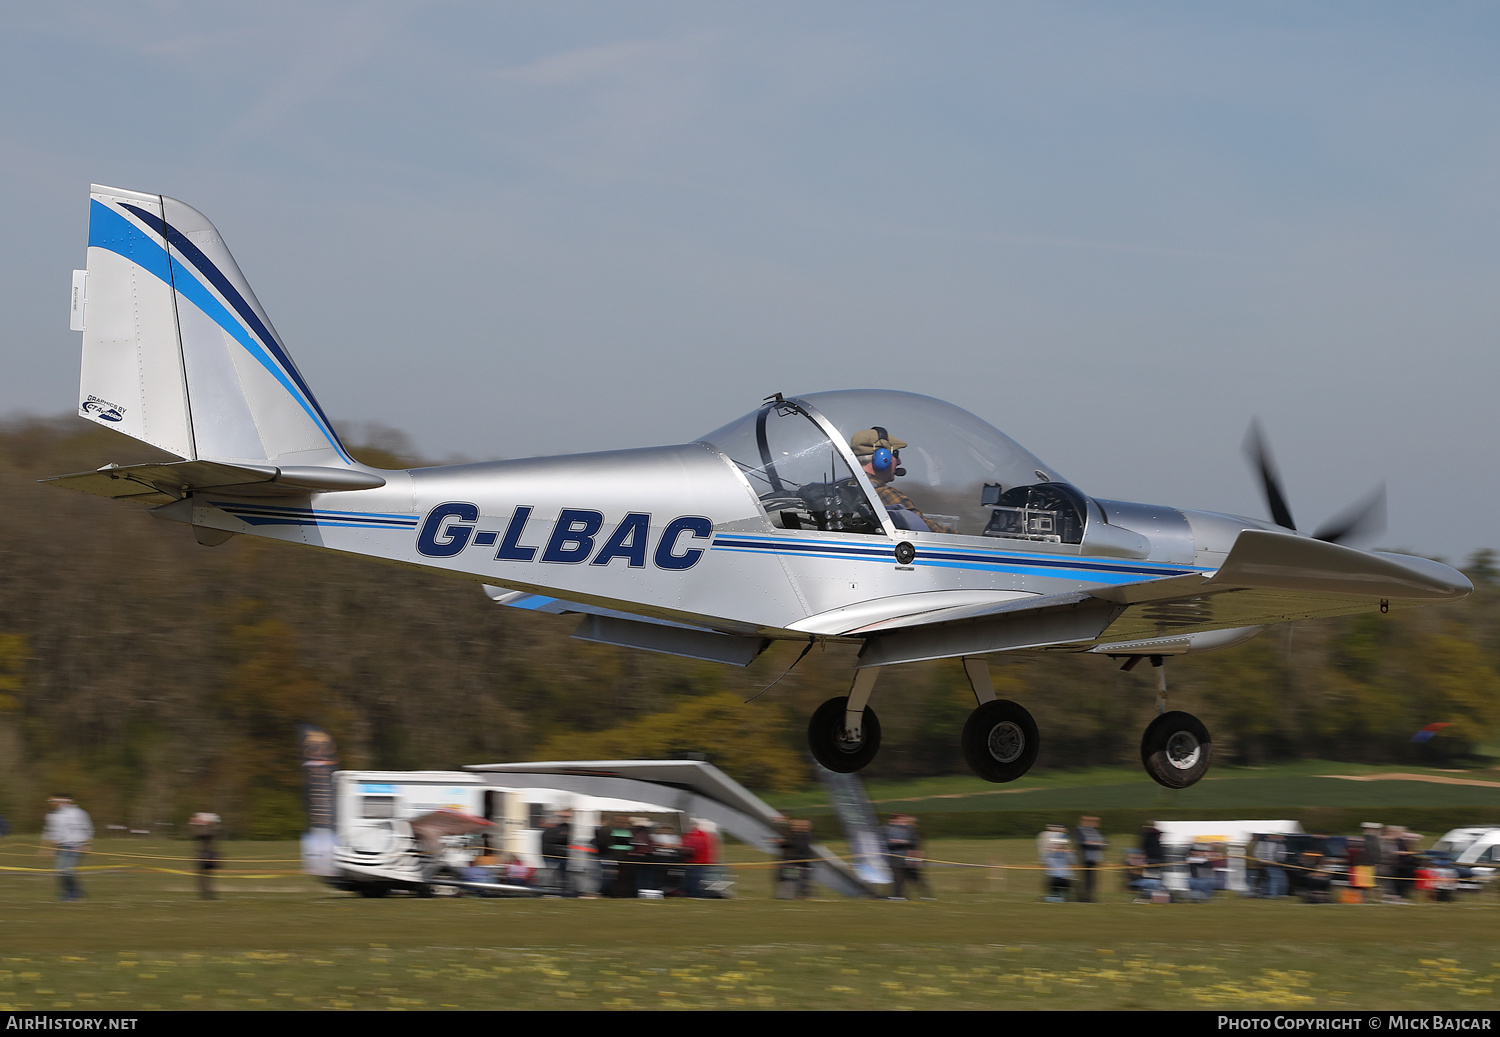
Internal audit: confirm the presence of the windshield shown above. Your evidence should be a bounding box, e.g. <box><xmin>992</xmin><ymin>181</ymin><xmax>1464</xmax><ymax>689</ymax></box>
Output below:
<box><xmin>698</xmin><ymin>398</ymin><xmax>880</xmax><ymax>534</ymax></box>
<box><xmin>701</xmin><ymin>390</ymin><xmax>1086</xmax><ymax>541</ymax></box>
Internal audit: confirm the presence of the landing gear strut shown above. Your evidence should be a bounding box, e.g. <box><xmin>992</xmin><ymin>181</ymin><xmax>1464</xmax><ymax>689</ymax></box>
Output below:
<box><xmin>807</xmin><ymin>668</ymin><xmax>881</xmax><ymax>772</ymax></box>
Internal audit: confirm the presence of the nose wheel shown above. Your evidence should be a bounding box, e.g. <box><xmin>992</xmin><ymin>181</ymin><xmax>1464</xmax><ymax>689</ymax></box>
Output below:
<box><xmin>1141</xmin><ymin>710</ymin><xmax>1212</xmax><ymax>788</ymax></box>
<box><xmin>961</xmin><ymin>699</ymin><xmax>1039</xmax><ymax>783</ymax></box>
<box><xmin>808</xmin><ymin>696</ymin><xmax>882</xmax><ymax>772</ymax></box>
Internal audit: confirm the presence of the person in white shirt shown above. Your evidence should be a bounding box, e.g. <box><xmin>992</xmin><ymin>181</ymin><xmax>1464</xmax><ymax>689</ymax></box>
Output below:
<box><xmin>41</xmin><ymin>794</ymin><xmax>93</xmax><ymax>902</ymax></box>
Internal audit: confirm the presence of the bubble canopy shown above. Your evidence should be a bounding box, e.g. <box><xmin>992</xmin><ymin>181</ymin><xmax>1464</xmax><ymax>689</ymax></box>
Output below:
<box><xmin>699</xmin><ymin>390</ymin><xmax>1086</xmax><ymax>542</ymax></box>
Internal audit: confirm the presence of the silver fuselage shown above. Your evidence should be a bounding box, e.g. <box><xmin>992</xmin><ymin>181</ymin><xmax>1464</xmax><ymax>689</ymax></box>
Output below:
<box><xmin>163</xmin><ymin>438</ymin><xmax>1290</xmax><ymax>647</ymax></box>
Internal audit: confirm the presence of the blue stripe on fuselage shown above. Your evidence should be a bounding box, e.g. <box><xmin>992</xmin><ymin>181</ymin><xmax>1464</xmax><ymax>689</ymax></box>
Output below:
<box><xmin>711</xmin><ymin>533</ymin><xmax>1202</xmax><ymax>584</ymax></box>
<box><xmin>209</xmin><ymin>501</ymin><xmax>416</xmax><ymax>524</ymax></box>
<box><xmin>208</xmin><ymin>501</ymin><xmax>417</xmax><ymax>531</ymax></box>
<box><xmin>232</xmin><ymin>517</ymin><xmax>413</xmax><ymax>529</ymax></box>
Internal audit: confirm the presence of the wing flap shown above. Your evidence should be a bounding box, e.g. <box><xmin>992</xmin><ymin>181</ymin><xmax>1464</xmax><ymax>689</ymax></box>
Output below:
<box><xmin>1091</xmin><ymin>588</ymin><xmax>1372</xmax><ymax>646</ymax></box>
<box><xmin>789</xmin><ymin>588</ymin><xmax>1039</xmax><ymax>636</ymax></box>
<box><xmin>482</xmin><ymin>588</ymin><xmax>770</xmax><ymax>666</ymax></box>
<box><xmin>857</xmin><ymin>594</ymin><xmax>1123</xmax><ymax>667</ymax></box>
<box><xmin>484</xmin><ymin>587</ymin><xmax>715</xmax><ymax>631</ymax></box>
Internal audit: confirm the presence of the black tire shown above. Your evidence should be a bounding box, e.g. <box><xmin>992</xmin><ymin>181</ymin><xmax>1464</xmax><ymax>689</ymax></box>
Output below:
<box><xmin>961</xmin><ymin>700</ymin><xmax>1039</xmax><ymax>783</ymax></box>
<box><xmin>807</xmin><ymin>696</ymin><xmax>881</xmax><ymax>773</ymax></box>
<box><xmin>1141</xmin><ymin>710</ymin><xmax>1213</xmax><ymax>789</ymax></box>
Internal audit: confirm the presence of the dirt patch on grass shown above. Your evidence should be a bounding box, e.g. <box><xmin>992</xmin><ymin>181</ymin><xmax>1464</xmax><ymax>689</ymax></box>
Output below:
<box><xmin>1320</xmin><ymin>772</ymin><xmax>1500</xmax><ymax>788</ymax></box>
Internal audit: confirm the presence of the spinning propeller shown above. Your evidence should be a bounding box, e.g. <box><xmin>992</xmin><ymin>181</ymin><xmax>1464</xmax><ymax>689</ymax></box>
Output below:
<box><xmin>1243</xmin><ymin>420</ymin><xmax>1386</xmax><ymax>545</ymax></box>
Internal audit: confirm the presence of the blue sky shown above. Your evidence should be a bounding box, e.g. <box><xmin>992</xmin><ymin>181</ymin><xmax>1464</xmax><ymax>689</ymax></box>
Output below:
<box><xmin>3</xmin><ymin>2</ymin><xmax>1497</xmax><ymax>560</ymax></box>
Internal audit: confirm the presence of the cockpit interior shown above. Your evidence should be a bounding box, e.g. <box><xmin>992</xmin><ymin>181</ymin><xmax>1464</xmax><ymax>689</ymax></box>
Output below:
<box><xmin>699</xmin><ymin>389</ymin><xmax>1086</xmax><ymax>543</ymax></box>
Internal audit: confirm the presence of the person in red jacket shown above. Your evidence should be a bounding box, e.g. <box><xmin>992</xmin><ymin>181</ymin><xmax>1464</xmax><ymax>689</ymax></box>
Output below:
<box><xmin>681</xmin><ymin>820</ymin><xmax>719</xmax><ymax>898</ymax></box>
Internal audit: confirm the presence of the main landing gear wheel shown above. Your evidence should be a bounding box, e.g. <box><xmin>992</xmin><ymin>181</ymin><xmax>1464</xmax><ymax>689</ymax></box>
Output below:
<box><xmin>961</xmin><ymin>699</ymin><xmax>1039</xmax><ymax>783</ymax></box>
<box><xmin>1141</xmin><ymin>710</ymin><xmax>1212</xmax><ymax>789</ymax></box>
<box><xmin>807</xmin><ymin>696</ymin><xmax>881</xmax><ymax>773</ymax></box>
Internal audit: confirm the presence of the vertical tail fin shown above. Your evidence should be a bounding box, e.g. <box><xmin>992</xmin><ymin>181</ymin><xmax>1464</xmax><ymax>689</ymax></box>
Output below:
<box><xmin>77</xmin><ymin>185</ymin><xmax>353</xmax><ymax>467</ymax></box>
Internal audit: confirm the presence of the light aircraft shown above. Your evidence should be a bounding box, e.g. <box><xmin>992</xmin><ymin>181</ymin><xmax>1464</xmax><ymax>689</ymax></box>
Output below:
<box><xmin>53</xmin><ymin>185</ymin><xmax>1473</xmax><ymax>790</ymax></box>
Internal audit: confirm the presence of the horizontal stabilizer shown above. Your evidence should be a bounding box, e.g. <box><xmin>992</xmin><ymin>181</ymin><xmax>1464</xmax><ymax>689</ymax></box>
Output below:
<box><xmin>43</xmin><ymin>460</ymin><xmax>385</xmax><ymax>503</ymax></box>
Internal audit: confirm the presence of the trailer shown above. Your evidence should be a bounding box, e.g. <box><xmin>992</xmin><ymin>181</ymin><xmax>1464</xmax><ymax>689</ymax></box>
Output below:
<box><xmin>318</xmin><ymin>761</ymin><xmax>875</xmax><ymax>899</ymax></box>
<box><xmin>328</xmin><ymin>769</ymin><xmax>689</xmax><ymax>897</ymax></box>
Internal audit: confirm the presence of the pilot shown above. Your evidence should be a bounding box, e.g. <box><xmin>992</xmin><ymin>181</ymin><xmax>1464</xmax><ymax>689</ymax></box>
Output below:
<box><xmin>849</xmin><ymin>427</ymin><xmax>955</xmax><ymax>534</ymax></box>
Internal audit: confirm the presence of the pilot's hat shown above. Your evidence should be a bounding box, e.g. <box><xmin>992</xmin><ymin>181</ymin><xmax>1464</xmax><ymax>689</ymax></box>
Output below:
<box><xmin>850</xmin><ymin>428</ymin><xmax>907</xmax><ymax>460</ymax></box>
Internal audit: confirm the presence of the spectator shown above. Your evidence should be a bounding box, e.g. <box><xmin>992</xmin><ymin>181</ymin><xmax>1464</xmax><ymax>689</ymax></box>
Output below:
<box><xmin>1141</xmin><ymin>821</ymin><xmax>1165</xmax><ymax>866</ymax></box>
<box><xmin>1348</xmin><ymin>835</ymin><xmax>1378</xmax><ymax>903</ymax></box>
<box><xmin>605</xmin><ymin>816</ymin><xmax>636</xmax><ymax>898</ymax></box>
<box><xmin>1243</xmin><ymin>832</ymin><xmax>1265</xmax><ymax>897</ymax></box>
<box><xmin>777</xmin><ymin>819</ymin><xmax>815</xmax><ymax>900</ymax></box>
<box><xmin>1041</xmin><ymin>824</ymin><xmax>1074</xmax><ymax>902</ymax></box>
<box><xmin>1186</xmin><ymin>843</ymin><xmax>1215</xmax><ymax>902</ymax></box>
<box><xmin>1125</xmin><ymin>849</ymin><xmax>1165</xmax><ymax>902</ymax></box>
<box><xmin>681</xmin><ymin>820</ymin><xmax>720</xmax><ymax>898</ymax></box>
<box><xmin>886</xmin><ymin>813</ymin><xmax>933</xmax><ymax>901</ymax></box>
<box><xmin>1302</xmin><ymin>860</ymin><xmax>1334</xmax><ymax>904</ymax></box>
<box><xmin>502</xmin><ymin>852</ymin><xmax>535</xmax><ymax>887</ymax></box>
<box><xmin>1260</xmin><ymin>833</ymin><xmax>1288</xmax><ymax>899</ymax></box>
<box><xmin>629</xmin><ymin>818</ymin><xmax>657</xmax><ymax>897</ymax></box>
<box><xmin>40</xmin><ymin>794</ymin><xmax>93</xmax><ymax>903</ymax></box>
<box><xmin>188</xmin><ymin>812</ymin><xmax>221</xmax><ymax>901</ymax></box>
<box><xmin>649</xmin><ymin>822</ymin><xmax>683</xmax><ymax>896</ymax></box>
<box><xmin>1073</xmin><ymin>816</ymin><xmax>1106</xmax><ymax>903</ymax></box>
<box><xmin>464</xmin><ymin>849</ymin><xmax>502</xmax><ymax>895</ymax></box>
<box><xmin>540</xmin><ymin>813</ymin><xmax>571</xmax><ymax>897</ymax></box>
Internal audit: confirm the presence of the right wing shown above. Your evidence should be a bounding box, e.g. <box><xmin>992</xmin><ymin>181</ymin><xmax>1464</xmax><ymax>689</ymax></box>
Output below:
<box><xmin>851</xmin><ymin>530</ymin><xmax>1470</xmax><ymax>668</ymax></box>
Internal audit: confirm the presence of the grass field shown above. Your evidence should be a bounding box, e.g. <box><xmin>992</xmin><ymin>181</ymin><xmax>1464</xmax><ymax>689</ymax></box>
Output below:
<box><xmin>3</xmin><ymin>834</ymin><xmax>1498</xmax><ymax>1011</ymax></box>
<box><xmin>770</xmin><ymin>759</ymin><xmax>1500</xmax><ymax>812</ymax></box>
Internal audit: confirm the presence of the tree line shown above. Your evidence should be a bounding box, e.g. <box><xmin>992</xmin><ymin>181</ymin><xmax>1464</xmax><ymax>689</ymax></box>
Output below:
<box><xmin>1</xmin><ymin>417</ymin><xmax>1496</xmax><ymax>836</ymax></box>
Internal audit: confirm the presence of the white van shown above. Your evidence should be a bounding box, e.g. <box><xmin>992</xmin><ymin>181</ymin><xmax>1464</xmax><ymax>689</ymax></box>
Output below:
<box><xmin>1450</xmin><ymin>829</ymin><xmax>1500</xmax><ymax>885</ymax></box>
<box><xmin>1429</xmin><ymin>825</ymin><xmax>1500</xmax><ymax>860</ymax></box>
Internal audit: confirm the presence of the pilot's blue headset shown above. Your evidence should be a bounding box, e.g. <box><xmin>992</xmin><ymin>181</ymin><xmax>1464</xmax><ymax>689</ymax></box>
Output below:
<box><xmin>871</xmin><ymin>426</ymin><xmax>902</xmax><ymax>476</ymax></box>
